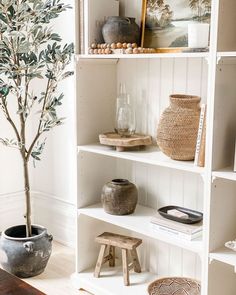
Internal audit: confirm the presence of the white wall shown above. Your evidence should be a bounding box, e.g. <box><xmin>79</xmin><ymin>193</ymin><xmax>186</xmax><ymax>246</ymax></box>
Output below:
<box><xmin>32</xmin><ymin>0</ymin><xmax>77</xmax><ymax>247</ymax></box>
<box><xmin>0</xmin><ymin>0</ymin><xmax>77</xmax><ymax>247</ymax></box>
<box><xmin>0</xmin><ymin>93</ymin><xmax>27</xmax><ymax>229</ymax></box>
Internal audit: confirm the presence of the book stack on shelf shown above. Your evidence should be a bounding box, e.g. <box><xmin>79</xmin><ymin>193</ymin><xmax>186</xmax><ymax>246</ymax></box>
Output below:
<box><xmin>150</xmin><ymin>213</ymin><xmax>203</xmax><ymax>241</ymax></box>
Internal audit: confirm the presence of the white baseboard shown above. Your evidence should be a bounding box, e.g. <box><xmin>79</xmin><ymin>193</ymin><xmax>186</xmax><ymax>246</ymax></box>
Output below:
<box><xmin>0</xmin><ymin>191</ymin><xmax>76</xmax><ymax>248</ymax></box>
<box><xmin>33</xmin><ymin>191</ymin><xmax>76</xmax><ymax>248</ymax></box>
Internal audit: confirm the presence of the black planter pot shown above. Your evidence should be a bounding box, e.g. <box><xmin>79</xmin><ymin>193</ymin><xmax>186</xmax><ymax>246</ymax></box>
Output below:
<box><xmin>0</xmin><ymin>225</ymin><xmax>53</xmax><ymax>278</ymax></box>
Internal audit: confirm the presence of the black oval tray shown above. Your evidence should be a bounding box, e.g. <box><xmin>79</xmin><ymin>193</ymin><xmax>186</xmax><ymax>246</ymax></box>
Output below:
<box><xmin>158</xmin><ymin>205</ymin><xmax>203</xmax><ymax>224</ymax></box>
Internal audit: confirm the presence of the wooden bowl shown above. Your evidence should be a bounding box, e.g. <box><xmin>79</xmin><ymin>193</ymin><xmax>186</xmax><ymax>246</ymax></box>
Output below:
<box><xmin>148</xmin><ymin>277</ymin><xmax>201</xmax><ymax>295</ymax></box>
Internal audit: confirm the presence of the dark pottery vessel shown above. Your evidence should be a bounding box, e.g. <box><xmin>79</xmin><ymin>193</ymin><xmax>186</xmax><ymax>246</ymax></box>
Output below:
<box><xmin>0</xmin><ymin>225</ymin><xmax>53</xmax><ymax>278</ymax></box>
<box><xmin>101</xmin><ymin>179</ymin><xmax>138</xmax><ymax>215</ymax></box>
<box><xmin>102</xmin><ymin>16</ymin><xmax>140</xmax><ymax>44</ymax></box>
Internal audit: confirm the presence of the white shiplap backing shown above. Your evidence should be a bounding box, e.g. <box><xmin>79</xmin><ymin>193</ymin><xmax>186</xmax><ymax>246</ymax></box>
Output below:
<box><xmin>114</xmin><ymin>57</ymin><xmax>206</xmax><ymax>280</ymax></box>
<box><xmin>76</xmin><ymin>55</ymin><xmax>207</xmax><ymax>280</ymax></box>
<box><xmin>116</xmin><ymin>159</ymin><xmax>203</xmax><ymax>280</ymax></box>
<box><xmin>117</xmin><ymin>58</ymin><xmax>208</xmax><ymax>139</ymax></box>
<box><xmin>76</xmin><ymin>0</ymin><xmax>208</xmax><ymax>280</ymax></box>
<box><xmin>119</xmin><ymin>0</ymin><xmax>142</xmax><ymax>24</ymax></box>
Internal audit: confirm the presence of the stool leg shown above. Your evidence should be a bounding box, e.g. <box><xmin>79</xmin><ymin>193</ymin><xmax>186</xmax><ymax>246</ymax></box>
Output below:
<box><xmin>130</xmin><ymin>249</ymin><xmax>141</xmax><ymax>273</ymax></box>
<box><xmin>109</xmin><ymin>246</ymin><xmax>115</xmax><ymax>267</ymax></box>
<box><xmin>121</xmin><ymin>249</ymin><xmax>130</xmax><ymax>286</ymax></box>
<box><xmin>94</xmin><ymin>244</ymin><xmax>107</xmax><ymax>278</ymax></box>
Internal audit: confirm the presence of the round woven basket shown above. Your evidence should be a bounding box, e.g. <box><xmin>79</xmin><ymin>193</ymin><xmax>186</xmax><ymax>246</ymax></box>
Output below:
<box><xmin>157</xmin><ymin>94</ymin><xmax>201</xmax><ymax>161</ymax></box>
<box><xmin>148</xmin><ymin>277</ymin><xmax>201</xmax><ymax>295</ymax></box>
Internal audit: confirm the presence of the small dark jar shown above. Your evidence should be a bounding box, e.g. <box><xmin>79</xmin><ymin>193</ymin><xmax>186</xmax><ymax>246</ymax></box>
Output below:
<box><xmin>102</xmin><ymin>16</ymin><xmax>140</xmax><ymax>44</ymax></box>
<box><xmin>101</xmin><ymin>179</ymin><xmax>138</xmax><ymax>215</ymax></box>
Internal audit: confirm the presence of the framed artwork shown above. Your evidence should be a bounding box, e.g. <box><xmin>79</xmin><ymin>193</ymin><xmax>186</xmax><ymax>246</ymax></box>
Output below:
<box><xmin>141</xmin><ymin>0</ymin><xmax>211</xmax><ymax>49</ymax></box>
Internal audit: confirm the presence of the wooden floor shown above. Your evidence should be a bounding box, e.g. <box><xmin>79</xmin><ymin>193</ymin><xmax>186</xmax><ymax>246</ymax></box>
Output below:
<box><xmin>23</xmin><ymin>242</ymin><xmax>91</xmax><ymax>295</ymax></box>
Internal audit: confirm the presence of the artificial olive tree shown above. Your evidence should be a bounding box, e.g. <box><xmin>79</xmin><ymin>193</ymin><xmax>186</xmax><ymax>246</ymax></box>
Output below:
<box><xmin>0</xmin><ymin>0</ymin><xmax>74</xmax><ymax>237</ymax></box>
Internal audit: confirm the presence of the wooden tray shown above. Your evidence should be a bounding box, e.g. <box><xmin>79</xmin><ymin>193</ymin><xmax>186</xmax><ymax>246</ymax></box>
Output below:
<box><xmin>99</xmin><ymin>132</ymin><xmax>152</xmax><ymax>152</ymax></box>
<box><xmin>155</xmin><ymin>47</ymin><xmax>185</xmax><ymax>53</ymax></box>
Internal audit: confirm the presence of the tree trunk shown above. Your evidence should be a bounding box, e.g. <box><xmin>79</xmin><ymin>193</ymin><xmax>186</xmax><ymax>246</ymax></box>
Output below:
<box><xmin>21</xmin><ymin>153</ymin><xmax>32</xmax><ymax>237</ymax></box>
<box><xmin>198</xmin><ymin>0</ymin><xmax>201</xmax><ymax>22</ymax></box>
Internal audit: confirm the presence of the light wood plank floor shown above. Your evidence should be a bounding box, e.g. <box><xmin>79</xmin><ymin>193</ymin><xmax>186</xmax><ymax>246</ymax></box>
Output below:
<box><xmin>23</xmin><ymin>242</ymin><xmax>91</xmax><ymax>295</ymax></box>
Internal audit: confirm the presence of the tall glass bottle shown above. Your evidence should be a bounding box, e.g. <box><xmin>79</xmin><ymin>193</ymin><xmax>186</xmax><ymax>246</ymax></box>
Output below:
<box><xmin>115</xmin><ymin>83</ymin><xmax>127</xmax><ymax>133</ymax></box>
<box><xmin>116</xmin><ymin>94</ymin><xmax>136</xmax><ymax>137</ymax></box>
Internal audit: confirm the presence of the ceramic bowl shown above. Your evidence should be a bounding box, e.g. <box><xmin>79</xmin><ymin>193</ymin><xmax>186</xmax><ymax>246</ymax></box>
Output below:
<box><xmin>225</xmin><ymin>240</ymin><xmax>236</xmax><ymax>251</ymax></box>
<box><xmin>148</xmin><ymin>277</ymin><xmax>201</xmax><ymax>295</ymax></box>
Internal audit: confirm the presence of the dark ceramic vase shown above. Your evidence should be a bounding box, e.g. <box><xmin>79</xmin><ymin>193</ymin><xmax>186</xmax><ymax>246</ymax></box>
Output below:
<box><xmin>101</xmin><ymin>179</ymin><xmax>138</xmax><ymax>215</ymax></box>
<box><xmin>0</xmin><ymin>225</ymin><xmax>53</xmax><ymax>278</ymax></box>
<box><xmin>102</xmin><ymin>16</ymin><xmax>140</xmax><ymax>44</ymax></box>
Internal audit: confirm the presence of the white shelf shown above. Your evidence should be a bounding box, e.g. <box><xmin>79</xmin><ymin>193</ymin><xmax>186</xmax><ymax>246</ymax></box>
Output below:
<box><xmin>210</xmin><ymin>247</ymin><xmax>236</xmax><ymax>269</ymax></box>
<box><xmin>72</xmin><ymin>267</ymin><xmax>157</xmax><ymax>295</ymax></box>
<box><xmin>76</xmin><ymin>52</ymin><xmax>209</xmax><ymax>61</ymax></box>
<box><xmin>78</xmin><ymin>203</ymin><xmax>203</xmax><ymax>255</ymax></box>
<box><xmin>217</xmin><ymin>52</ymin><xmax>236</xmax><ymax>58</ymax></box>
<box><xmin>212</xmin><ymin>167</ymin><xmax>236</xmax><ymax>181</ymax></box>
<box><xmin>78</xmin><ymin>144</ymin><xmax>204</xmax><ymax>174</ymax></box>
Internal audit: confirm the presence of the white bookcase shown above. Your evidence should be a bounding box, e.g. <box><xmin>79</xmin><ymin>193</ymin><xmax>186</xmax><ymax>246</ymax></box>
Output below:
<box><xmin>72</xmin><ymin>1</ymin><xmax>236</xmax><ymax>294</ymax></box>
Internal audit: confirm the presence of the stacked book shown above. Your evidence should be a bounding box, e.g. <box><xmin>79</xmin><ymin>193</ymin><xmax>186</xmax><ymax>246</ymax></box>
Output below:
<box><xmin>194</xmin><ymin>103</ymin><xmax>207</xmax><ymax>167</ymax></box>
<box><xmin>150</xmin><ymin>213</ymin><xmax>202</xmax><ymax>241</ymax></box>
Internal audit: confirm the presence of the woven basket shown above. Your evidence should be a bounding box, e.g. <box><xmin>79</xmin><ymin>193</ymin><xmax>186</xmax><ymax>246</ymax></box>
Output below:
<box><xmin>148</xmin><ymin>277</ymin><xmax>201</xmax><ymax>295</ymax></box>
<box><xmin>157</xmin><ymin>94</ymin><xmax>201</xmax><ymax>161</ymax></box>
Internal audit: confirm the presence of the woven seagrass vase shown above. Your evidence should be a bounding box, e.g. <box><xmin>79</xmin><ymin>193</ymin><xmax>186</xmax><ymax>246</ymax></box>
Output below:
<box><xmin>157</xmin><ymin>94</ymin><xmax>201</xmax><ymax>161</ymax></box>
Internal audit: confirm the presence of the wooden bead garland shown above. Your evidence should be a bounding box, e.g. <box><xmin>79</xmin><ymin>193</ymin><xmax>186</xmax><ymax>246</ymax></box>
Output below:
<box><xmin>89</xmin><ymin>42</ymin><xmax>156</xmax><ymax>55</ymax></box>
<box><xmin>89</xmin><ymin>43</ymin><xmax>112</xmax><ymax>54</ymax></box>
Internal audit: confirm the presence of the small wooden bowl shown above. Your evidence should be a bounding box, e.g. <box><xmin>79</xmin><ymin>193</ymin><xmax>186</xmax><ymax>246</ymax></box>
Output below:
<box><xmin>99</xmin><ymin>132</ymin><xmax>152</xmax><ymax>152</ymax></box>
<box><xmin>148</xmin><ymin>277</ymin><xmax>201</xmax><ymax>295</ymax></box>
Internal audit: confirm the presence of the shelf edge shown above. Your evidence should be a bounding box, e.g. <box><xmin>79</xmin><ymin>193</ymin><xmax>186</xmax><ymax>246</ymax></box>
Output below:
<box><xmin>77</xmin><ymin>145</ymin><xmax>205</xmax><ymax>175</ymax></box>
<box><xmin>78</xmin><ymin>206</ymin><xmax>203</xmax><ymax>255</ymax></box>
<box><xmin>75</xmin><ymin>52</ymin><xmax>209</xmax><ymax>61</ymax></box>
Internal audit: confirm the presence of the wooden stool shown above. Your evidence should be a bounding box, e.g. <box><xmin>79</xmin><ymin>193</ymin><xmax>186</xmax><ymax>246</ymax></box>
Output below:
<box><xmin>94</xmin><ymin>232</ymin><xmax>142</xmax><ymax>286</ymax></box>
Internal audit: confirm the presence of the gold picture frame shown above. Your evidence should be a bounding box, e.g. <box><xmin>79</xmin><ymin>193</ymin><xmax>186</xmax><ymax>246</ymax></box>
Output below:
<box><xmin>141</xmin><ymin>0</ymin><xmax>211</xmax><ymax>50</ymax></box>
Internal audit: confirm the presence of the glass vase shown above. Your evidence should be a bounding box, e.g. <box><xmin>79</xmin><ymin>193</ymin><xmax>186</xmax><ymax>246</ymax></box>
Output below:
<box><xmin>116</xmin><ymin>94</ymin><xmax>135</xmax><ymax>137</ymax></box>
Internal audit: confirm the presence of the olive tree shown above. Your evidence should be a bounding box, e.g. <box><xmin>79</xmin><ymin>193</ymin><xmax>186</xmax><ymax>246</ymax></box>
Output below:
<box><xmin>0</xmin><ymin>0</ymin><xmax>74</xmax><ymax>237</ymax></box>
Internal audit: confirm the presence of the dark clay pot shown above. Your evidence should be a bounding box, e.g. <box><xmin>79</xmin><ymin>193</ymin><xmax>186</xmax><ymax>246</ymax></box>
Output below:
<box><xmin>102</xmin><ymin>16</ymin><xmax>140</xmax><ymax>44</ymax></box>
<box><xmin>101</xmin><ymin>179</ymin><xmax>138</xmax><ymax>215</ymax></box>
<box><xmin>0</xmin><ymin>225</ymin><xmax>53</xmax><ymax>278</ymax></box>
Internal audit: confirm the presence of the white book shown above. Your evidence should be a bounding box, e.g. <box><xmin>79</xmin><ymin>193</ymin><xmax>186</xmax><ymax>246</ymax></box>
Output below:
<box><xmin>150</xmin><ymin>213</ymin><xmax>202</xmax><ymax>235</ymax></box>
<box><xmin>84</xmin><ymin>0</ymin><xmax>119</xmax><ymax>54</ymax></box>
<box><xmin>150</xmin><ymin>223</ymin><xmax>202</xmax><ymax>241</ymax></box>
<box><xmin>194</xmin><ymin>104</ymin><xmax>206</xmax><ymax>166</ymax></box>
